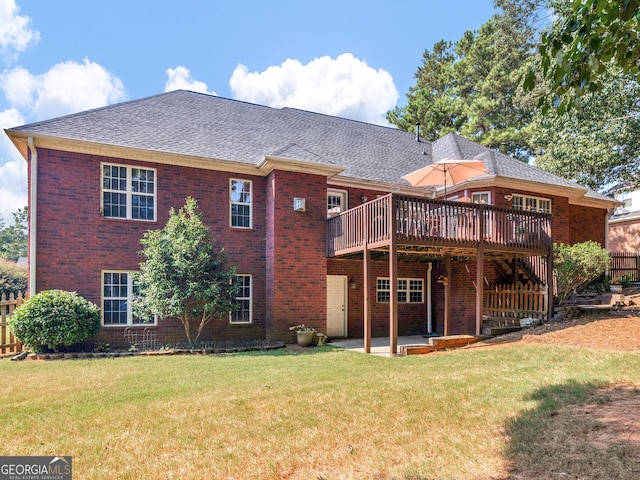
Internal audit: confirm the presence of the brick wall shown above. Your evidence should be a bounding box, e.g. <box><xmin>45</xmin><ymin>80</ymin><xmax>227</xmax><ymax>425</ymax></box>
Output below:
<box><xmin>609</xmin><ymin>220</ymin><xmax>640</xmax><ymax>251</ymax></box>
<box><xmin>327</xmin><ymin>256</ymin><xmax>504</xmax><ymax>337</ymax></box>
<box><xmin>570</xmin><ymin>204</ymin><xmax>607</xmax><ymax>246</ymax></box>
<box><xmin>327</xmin><ymin>258</ymin><xmax>432</xmax><ymax>337</ymax></box>
<box><xmin>265</xmin><ymin>170</ymin><xmax>328</xmax><ymax>342</ymax></box>
<box><xmin>33</xmin><ymin>149</ymin><xmax>267</xmax><ymax>346</ymax></box>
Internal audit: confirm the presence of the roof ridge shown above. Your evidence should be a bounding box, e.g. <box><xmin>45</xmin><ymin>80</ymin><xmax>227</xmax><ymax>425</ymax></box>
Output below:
<box><xmin>19</xmin><ymin>90</ymin><xmax>193</xmax><ymax>130</ymax></box>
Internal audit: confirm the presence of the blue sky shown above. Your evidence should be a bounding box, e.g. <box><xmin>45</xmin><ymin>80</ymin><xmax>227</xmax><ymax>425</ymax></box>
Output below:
<box><xmin>0</xmin><ymin>0</ymin><xmax>498</xmax><ymax>221</ymax></box>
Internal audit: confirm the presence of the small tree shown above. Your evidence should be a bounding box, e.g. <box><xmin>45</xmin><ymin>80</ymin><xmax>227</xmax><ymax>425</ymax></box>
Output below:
<box><xmin>9</xmin><ymin>290</ymin><xmax>101</xmax><ymax>352</ymax></box>
<box><xmin>0</xmin><ymin>207</ymin><xmax>28</xmax><ymax>262</ymax></box>
<box><xmin>553</xmin><ymin>241</ymin><xmax>610</xmax><ymax>303</ymax></box>
<box><xmin>0</xmin><ymin>257</ymin><xmax>27</xmax><ymax>297</ymax></box>
<box><xmin>133</xmin><ymin>197</ymin><xmax>239</xmax><ymax>345</ymax></box>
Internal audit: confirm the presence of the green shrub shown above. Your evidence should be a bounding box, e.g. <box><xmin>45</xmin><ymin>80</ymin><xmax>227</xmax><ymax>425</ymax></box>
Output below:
<box><xmin>553</xmin><ymin>241</ymin><xmax>610</xmax><ymax>303</ymax></box>
<box><xmin>0</xmin><ymin>258</ymin><xmax>27</xmax><ymax>297</ymax></box>
<box><xmin>9</xmin><ymin>290</ymin><xmax>101</xmax><ymax>352</ymax></box>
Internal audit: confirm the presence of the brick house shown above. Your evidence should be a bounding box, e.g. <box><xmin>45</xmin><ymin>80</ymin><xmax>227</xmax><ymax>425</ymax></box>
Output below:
<box><xmin>5</xmin><ymin>90</ymin><xmax>618</xmax><ymax>351</ymax></box>
<box><xmin>608</xmin><ymin>184</ymin><xmax>640</xmax><ymax>252</ymax></box>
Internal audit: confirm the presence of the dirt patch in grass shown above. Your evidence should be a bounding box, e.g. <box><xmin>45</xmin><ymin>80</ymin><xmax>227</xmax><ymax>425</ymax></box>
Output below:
<box><xmin>471</xmin><ymin>312</ymin><xmax>640</xmax><ymax>479</ymax></box>
<box><xmin>505</xmin><ymin>382</ymin><xmax>640</xmax><ymax>480</ymax></box>
<box><xmin>578</xmin><ymin>384</ymin><xmax>640</xmax><ymax>450</ymax></box>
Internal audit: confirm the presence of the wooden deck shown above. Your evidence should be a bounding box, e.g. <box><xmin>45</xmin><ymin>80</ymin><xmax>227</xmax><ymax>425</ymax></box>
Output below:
<box><xmin>326</xmin><ymin>193</ymin><xmax>554</xmax><ymax>356</ymax></box>
<box><xmin>327</xmin><ymin>193</ymin><xmax>552</xmax><ymax>259</ymax></box>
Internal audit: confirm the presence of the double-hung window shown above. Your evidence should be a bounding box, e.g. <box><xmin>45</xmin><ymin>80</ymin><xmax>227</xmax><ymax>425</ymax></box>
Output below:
<box><xmin>377</xmin><ymin>278</ymin><xmax>424</xmax><ymax>303</ymax></box>
<box><xmin>230</xmin><ymin>274</ymin><xmax>252</xmax><ymax>324</ymax></box>
<box><xmin>102</xmin><ymin>164</ymin><xmax>156</xmax><ymax>221</ymax></box>
<box><xmin>102</xmin><ymin>271</ymin><xmax>155</xmax><ymax>326</ymax></box>
<box><xmin>230</xmin><ymin>179</ymin><xmax>252</xmax><ymax>228</ymax></box>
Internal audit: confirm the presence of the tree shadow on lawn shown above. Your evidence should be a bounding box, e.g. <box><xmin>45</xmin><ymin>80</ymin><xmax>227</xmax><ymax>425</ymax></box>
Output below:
<box><xmin>502</xmin><ymin>380</ymin><xmax>640</xmax><ymax>479</ymax></box>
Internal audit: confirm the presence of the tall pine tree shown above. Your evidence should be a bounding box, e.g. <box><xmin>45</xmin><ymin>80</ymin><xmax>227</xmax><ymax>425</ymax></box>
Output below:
<box><xmin>388</xmin><ymin>6</ymin><xmax>538</xmax><ymax>160</ymax></box>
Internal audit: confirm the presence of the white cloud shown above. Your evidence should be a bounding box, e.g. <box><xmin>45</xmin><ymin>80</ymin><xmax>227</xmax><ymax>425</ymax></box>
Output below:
<box><xmin>0</xmin><ymin>0</ymin><xmax>39</xmax><ymax>59</ymax></box>
<box><xmin>229</xmin><ymin>53</ymin><xmax>398</xmax><ymax>126</ymax></box>
<box><xmin>0</xmin><ymin>57</ymin><xmax>125</xmax><ymax>221</ymax></box>
<box><xmin>165</xmin><ymin>66</ymin><xmax>216</xmax><ymax>95</ymax></box>
<box><xmin>0</xmin><ymin>107</ymin><xmax>27</xmax><ymax>222</ymax></box>
<box><xmin>0</xmin><ymin>58</ymin><xmax>126</xmax><ymax>120</ymax></box>
<box><xmin>1</xmin><ymin>66</ymin><xmax>35</xmax><ymax>108</ymax></box>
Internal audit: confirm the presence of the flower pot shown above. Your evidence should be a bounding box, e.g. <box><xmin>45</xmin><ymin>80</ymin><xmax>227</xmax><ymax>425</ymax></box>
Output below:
<box><xmin>296</xmin><ymin>331</ymin><xmax>314</xmax><ymax>347</ymax></box>
<box><xmin>610</xmin><ymin>284</ymin><xmax>623</xmax><ymax>293</ymax></box>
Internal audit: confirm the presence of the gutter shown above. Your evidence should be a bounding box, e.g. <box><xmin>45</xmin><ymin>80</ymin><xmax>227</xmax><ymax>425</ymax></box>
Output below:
<box><xmin>27</xmin><ymin>137</ymin><xmax>37</xmax><ymax>294</ymax></box>
<box><xmin>426</xmin><ymin>262</ymin><xmax>433</xmax><ymax>335</ymax></box>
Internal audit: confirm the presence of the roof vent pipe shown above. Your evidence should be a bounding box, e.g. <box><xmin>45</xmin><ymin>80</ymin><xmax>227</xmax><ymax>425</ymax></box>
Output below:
<box><xmin>415</xmin><ymin>122</ymin><xmax>421</xmax><ymax>142</ymax></box>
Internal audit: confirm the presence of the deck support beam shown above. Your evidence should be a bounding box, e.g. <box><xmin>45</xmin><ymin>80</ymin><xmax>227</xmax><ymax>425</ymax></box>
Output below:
<box><xmin>546</xmin><ymin>250</ymin><xmax>554</xmax><ymax>322</ymax></box>
<box><xmin>476</xmin><ymin>206</ymin><xmax>485</xmax><ymax>335</ymax></box>
<box><xmin>389</xmin><ymin>198</ymin><xmax>398</xmax><ymax>356</ymax></box>
<box><xmin>476</xmin><ymin>243</ymin><xmax>484</xmax><ymax>335</ymax></box>
<box><xmin>364</xmin><ymin>224</ymin><xmax>371</xmax><ymax>354</ymax></box>
<box><xmin>444</xmin><ymin>253</ymin><xmax>452</xmax><ymax>337</ymax></box>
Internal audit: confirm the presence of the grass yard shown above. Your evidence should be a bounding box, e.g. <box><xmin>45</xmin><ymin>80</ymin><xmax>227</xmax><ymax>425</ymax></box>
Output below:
<box><xmin>0</xmin><ymin>344</ymin><xmax>639</xmax><ymax>479</ymax></box>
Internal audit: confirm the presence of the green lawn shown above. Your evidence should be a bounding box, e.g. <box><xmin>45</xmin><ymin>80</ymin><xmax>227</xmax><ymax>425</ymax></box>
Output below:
<box><xmin>0</xmin><ymin>345</ymin><xmax>639</xmax><ymax>479</ymax></box>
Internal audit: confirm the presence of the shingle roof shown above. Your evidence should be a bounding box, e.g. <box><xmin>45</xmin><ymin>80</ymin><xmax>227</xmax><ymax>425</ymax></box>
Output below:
<box><xmin>7</xmin><ymin>89</ymin><xmax>613</xmax><ymax>203</ymax></box>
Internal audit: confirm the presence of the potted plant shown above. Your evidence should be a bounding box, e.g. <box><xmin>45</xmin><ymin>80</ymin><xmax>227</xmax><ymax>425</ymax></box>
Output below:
<box><xmin>289</xmin><ymin>324</ymin><xmax>315</xmax><ymax>347</ymax></box>
<box><xmin>610</xmin><ymin>281</ymin><xmax>623</xmax><ymax>293</ymax></box>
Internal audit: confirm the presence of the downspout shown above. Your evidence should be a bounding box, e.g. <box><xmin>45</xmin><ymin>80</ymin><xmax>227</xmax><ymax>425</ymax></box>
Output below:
<box><xmin>426</xmin><ymin>262</ymin><xmax>434</xmax><ymax>335</ymax></box>
<box><xmin>27</xmin><ymin>137</ymin><xmax>37</xmax><ymax>295</ymax></box>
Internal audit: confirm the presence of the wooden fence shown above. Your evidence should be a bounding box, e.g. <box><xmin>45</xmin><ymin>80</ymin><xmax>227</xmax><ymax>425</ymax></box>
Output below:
<box><xmin>609</xmin><ymin>252</ymin><xmax>640</xmax><ymax>282</ymax></box>
<box><xmin>484</xmin><ymin>283</ymin><xmax>548</xmax><ymax>320</ymax></box>
<box><xmin>0</xmin><ymin>292</ymin><xmax>25</xmax><ymax>355</ymax></box>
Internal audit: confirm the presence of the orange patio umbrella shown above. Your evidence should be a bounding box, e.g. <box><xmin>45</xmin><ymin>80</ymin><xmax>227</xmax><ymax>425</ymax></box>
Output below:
<box><xmin>402</xmin><ymin>159</ymin><xmax>489</xmax><ymax>199</ymax></box>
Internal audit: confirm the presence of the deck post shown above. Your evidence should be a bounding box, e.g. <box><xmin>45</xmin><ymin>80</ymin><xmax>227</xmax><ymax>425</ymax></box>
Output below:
<box><xmin>389</xmin><ymin>195</ymin><xmax>398</xmax><ymax>356</ymax></box>
<box><xmin>476</xmin><ymin>207</ymin><xmax>485</xmax><ymax>335</ymax></box>
<box><xmin>546</xmin><ymin>250</ymin><xmax>554</xmax><ymax>322</ymax></box>
<box><xmin>476</xmin><ymin>243</ymin><xmax>484</xmax><ymax>335</ymax></box>
<box><xmin>364</xmin><ymin>205</ymin><xmax>371</xmax><ymax>354</ymax></box>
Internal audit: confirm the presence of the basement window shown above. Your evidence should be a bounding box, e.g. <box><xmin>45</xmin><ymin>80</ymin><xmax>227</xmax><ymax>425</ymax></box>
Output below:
<box><xmin>102</xmin><ymin>271</ymin><xmax>156</xmax><ymax>326</ymax></box>
<box><xmin>377</xmin><ymin>278</ymin><xmax>424</xmax><ymax>304</ymax></box>
<box><xmin>230</xmin><ymin>274</ymin><xmax>252</xmax><ymax>324</ymax></box>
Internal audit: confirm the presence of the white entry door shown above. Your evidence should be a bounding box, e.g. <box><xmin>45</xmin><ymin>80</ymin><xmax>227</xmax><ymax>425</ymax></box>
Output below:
<box><xmin>326</xmin><ymin>275</ymin><xmax>347</xmax><ymax>337</ymax></box>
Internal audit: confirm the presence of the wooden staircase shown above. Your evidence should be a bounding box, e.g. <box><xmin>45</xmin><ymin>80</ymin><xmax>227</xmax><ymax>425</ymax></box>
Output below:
<box><xmin>494</xmin><ymin>257</ymin><xmax>543</xmax><ymax>285</ymax></box>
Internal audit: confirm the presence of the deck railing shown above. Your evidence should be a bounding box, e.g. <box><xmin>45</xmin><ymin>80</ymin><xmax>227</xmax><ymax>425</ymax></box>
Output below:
<box><xmin>327</xmin><ymin>193</ymin><xmax>552</xmax><ymax>257</ymax></box>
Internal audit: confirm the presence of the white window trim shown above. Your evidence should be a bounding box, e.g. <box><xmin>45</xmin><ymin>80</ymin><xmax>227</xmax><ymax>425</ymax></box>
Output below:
<box><xmin>230</xmin><ymin>274</ymin><xmax>252</xmax><ymax>324</ymax></box>
<box><xmin>512</xmin><ymin>194</ymin><xmax>552</xmax><ymax>213</ymax></box>
<box><xmin>471</xmin><ymin>191</ymin><xmax>491</xmax><ymax>204</ymax></box>
<box><xmin>101</xmin><ymin>163</ymin><xmax>157</xmax><ymax>221</ymax></box>
<box><xmin>376</xmin><ymin>277</ymin><xmax>425</xmax><ymax>304</ymax></box>
<box><xmin>101</xmin><ymin>271</ymin><xmax>157</xmax><ymax>327</ymax></box>
<box><xmin>327</xmin><ymin>188</ymin><xmax>348</xmax><ymax>218</ymax></box>
<box><xmin>230</xmin><ymin>179</ymin><xmax>252</xmax><ymax>229</ymax></box>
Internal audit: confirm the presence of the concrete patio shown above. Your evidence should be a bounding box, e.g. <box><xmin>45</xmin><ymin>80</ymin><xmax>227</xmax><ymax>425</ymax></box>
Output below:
<box><xmin>329</xmin><ymin>335</ymin><xmax>433</xmax><ymax>356</ymax></box>
<box><xmin>329</xmin><ymin>334</ymin><xmax>483</xmax><ymax>356</ymax></box>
